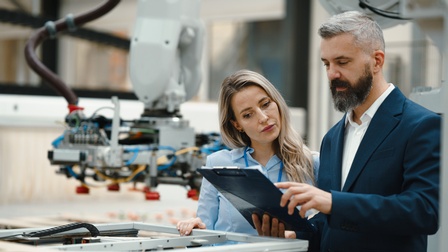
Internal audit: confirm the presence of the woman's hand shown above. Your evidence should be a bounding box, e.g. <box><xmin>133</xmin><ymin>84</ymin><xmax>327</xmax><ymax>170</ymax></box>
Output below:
<box><xmin>252</xmin><ymin>213</ymin><xmax>296</xmax><ymax>238</ymax></box>
<box><xmin>176</xmin><ymin>217</ymin><xmax>206</xmax><ymax>236</ymax></box>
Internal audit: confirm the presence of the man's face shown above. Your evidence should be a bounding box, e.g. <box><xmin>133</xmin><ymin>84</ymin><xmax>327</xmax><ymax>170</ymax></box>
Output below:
<box><xmin>330</xmin><ymin>63</ymin><xmax>373</xmax><ymax>112</ymax></box>
<box><xmin>320</xmin><ymin>33</ymin><xmax>374</xmax><ymax>112</ymax></box>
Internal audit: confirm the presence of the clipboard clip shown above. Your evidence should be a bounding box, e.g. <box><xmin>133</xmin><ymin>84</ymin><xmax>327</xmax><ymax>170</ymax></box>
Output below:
<box><xmin>211</xmin><ymin>167</ymin><xmax>247</xmax><ymax>176</ymax></box>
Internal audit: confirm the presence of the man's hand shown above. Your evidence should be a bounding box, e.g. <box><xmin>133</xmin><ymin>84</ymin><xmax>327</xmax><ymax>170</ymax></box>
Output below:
<box><xmin>176</xmin><ymin>217</ymin><xmax>206</xmax><ymax>236</ymax></box>
<box><xmin>276</xmin><ymin>182</ymin><xmax>332</xmax><ymax>218</ymax></box>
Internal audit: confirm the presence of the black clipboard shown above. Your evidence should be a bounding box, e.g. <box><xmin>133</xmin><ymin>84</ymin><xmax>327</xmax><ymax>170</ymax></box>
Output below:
<box><xmin>197</xmin><ymin>167</ymin><xmax>315</xmax><ymax>236</ymax></box>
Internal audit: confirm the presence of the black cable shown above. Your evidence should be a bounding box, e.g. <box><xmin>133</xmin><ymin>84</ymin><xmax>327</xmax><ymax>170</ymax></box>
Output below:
<box><xmin>24</xmin><ymin>0</ymin><xmax>121</xmax><ymax>106</ymax></box>
<box><xmin>359</xmin><ymin>0</ymin><xmax>412</xmax><ymax>20</ymax></box>
<box><xmin>0</xmin><ymin>8</ymin><xmax>130</xmax><ymax>50</ymax></box>
<box><xmin>23</xmin><ymin>222</ymin><xmax>100</xmax><ymax>238</ymax></box>
<box><xmin>0</xmin><ymin>222</ymin><xmax>100</xmax><ymax>240</ymax></box>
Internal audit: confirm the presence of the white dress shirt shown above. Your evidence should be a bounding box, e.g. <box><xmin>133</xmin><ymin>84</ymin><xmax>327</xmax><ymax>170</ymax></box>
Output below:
<box><xmin>341</xmin><ymin>84</ymin><xmax>395</xmax><ymax>188</ymax></box>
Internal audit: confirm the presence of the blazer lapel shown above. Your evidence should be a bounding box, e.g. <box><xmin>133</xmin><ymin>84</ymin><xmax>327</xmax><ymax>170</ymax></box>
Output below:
<box><xmin>331</xmin><ymin>117</ymin><xmax>346</xmax><ymax>191</ymax></box>
<box><xmin>342</xmin><ymin>88</ymin><xmax>405</xmax><ymax>192</ymax></box>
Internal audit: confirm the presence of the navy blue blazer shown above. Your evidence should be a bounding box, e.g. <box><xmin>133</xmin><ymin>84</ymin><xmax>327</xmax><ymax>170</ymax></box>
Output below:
<box><xmin>310</xmin><ymin>88</ymin><xmax>440</xmax><ymax>252</ymax></box>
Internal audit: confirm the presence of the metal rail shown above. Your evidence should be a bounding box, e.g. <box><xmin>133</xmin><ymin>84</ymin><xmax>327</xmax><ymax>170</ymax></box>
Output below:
<box><xmin>0</xmin><ymin>222</ymin><xmax>308</xmax><ymax>251</ymax></box>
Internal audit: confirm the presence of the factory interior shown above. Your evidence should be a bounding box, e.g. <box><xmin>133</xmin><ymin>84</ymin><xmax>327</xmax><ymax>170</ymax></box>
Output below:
<box><xmin>0</xmin><ymin>0</ymin><xmax>447</xmax><ymax>251</ymax></box>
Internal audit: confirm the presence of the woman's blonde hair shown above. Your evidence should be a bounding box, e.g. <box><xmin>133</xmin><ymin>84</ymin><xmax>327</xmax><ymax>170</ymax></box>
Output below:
<box><xmin>218</xmin><ymin>69</ymin><xmax>315</xmax><ymax>184</ymax></box>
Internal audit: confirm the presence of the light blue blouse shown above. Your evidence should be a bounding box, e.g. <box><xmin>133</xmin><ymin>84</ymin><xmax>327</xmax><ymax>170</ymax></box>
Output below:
<box><xmin>196</xmin><ymin>147</ymin><xmax>320</xmax><ymax>235</ymax></box>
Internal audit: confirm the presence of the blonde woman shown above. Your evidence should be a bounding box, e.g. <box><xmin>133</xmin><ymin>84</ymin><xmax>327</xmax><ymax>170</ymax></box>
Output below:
<box><xmin>177</xmin><ymin>69</ymin><xmax>319</xmax><ymax>237</ymax></box>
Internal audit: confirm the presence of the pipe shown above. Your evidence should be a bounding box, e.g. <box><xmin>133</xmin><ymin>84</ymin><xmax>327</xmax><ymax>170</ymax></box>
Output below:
<box><xmin>24</xmin><ymin>0</ymin><xmax>121</xmax><ymax>105</ymax></box>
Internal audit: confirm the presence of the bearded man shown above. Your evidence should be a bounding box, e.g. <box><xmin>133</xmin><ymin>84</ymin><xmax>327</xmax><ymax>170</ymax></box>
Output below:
<box><xmin>253</xmin><ymin>10</ymin><xmax>440</xmax><ymax>252</ymax></box>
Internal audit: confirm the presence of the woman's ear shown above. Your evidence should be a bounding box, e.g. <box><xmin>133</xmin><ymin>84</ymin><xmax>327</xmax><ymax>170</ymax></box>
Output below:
<box><xmin>231</xmin><ymin>120</ymin><xmax>243</xmax><ymax>132</ymax></box>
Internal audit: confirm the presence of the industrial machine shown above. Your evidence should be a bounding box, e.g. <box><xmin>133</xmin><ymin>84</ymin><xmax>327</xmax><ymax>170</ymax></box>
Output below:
<box><xmin>24</xmin><ymin>0</ymin><xmax>226</xmax><ymax>200</ymax></box>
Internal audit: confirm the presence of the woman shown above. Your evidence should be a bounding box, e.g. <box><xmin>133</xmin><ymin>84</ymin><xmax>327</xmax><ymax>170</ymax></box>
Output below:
<box><xmin>177</xmin><ymin>69</ymin><xmax>319</xmax><ymax>237</ymax></box>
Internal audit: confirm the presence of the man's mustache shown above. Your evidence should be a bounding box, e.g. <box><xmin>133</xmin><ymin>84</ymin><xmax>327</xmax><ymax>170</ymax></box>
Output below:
<box><xmin>331</xmin><ymin>80</ymin><xmax>349</xmax><ymax>90</ymax></box>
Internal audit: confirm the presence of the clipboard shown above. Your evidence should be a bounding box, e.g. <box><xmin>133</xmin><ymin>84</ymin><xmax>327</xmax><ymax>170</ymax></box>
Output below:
<box><xmin>197</xmin><ymin>167</ymin><xmax>315</xmax><ymax>236</ymax></box>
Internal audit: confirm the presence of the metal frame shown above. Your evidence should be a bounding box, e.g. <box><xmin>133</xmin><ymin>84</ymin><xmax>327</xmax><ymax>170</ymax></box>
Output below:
<box><xmin>0</xmin><ymin>222</ymin><xmax>308</xmax><ymax>251</ymax></box>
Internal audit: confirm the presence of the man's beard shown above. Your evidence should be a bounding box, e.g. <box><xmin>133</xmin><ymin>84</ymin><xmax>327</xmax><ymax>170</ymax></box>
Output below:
<box><xmin>330</xmin><ymin>65</ymin><xmax>373</xmax><ymax>112</ymax></box>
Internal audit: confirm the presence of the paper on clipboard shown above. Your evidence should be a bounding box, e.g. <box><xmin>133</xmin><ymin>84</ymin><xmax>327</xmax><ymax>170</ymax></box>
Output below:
<box><xmin>197</xmin><ymin>167</ymin><xmax>315</xmax><ymax>236</ymax></box>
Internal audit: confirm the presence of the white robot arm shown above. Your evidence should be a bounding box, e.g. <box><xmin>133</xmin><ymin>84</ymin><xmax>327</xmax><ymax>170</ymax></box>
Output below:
<box><xmin>129</xmin><ymin>0</ymin><xmax>204</xmax><ymax>113</ymax></box>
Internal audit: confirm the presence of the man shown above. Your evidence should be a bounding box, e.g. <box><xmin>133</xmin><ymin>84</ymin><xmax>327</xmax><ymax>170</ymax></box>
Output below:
<box><xmin>253</xmin><ymin>11</ymin><xmax>440</xmax><ymax>252</ymax></box>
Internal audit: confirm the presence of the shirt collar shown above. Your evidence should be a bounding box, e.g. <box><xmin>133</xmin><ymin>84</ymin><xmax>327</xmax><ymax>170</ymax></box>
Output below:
<box><xmin>345</xmin><ymin>84</ymin><xmax>395</xmax><ymax>126</ymax></box>
<box><xmin>230</xmin><ymin>146</ymin><xmax>252</xmax><ymax>162</ymax></box>
<box><xmin>230</xmin><ymin>146</ymin><xmax>281</xmax><ymax>167</ymax></box>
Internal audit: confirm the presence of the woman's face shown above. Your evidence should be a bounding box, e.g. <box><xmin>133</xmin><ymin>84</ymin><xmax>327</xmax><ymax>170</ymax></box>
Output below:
<box><xmin>230</xmin><ymin>85</ymin><xmax>281</xmax><ymax>148</ymax></box>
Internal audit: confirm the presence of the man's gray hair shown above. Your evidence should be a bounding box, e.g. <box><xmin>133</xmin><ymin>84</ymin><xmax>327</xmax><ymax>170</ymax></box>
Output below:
<box><xmin>318</xmin><ymin>10</ymin><xmax>385</xmax><ymax>53</ymax></box>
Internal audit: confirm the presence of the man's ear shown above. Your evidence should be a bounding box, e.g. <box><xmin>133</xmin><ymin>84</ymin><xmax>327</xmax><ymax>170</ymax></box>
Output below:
<box><xmin>373</xmin><ymin>50</ymin><xmax>385</xmax><ymax>73</ymax></box>
<box><xmin>231</xmin><ymin>119</ymin><xmax>242</xmax><ymax>132</ymax></box>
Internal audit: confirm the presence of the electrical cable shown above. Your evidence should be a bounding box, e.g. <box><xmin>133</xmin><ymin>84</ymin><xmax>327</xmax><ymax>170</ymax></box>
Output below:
<box><xmin>67</xmin><ymin>166</ymin><xmax>108</xmax><ymax>188</ymax></box>
<box><xmin>157</xmin><ymin>155</ymin><xmax>177</xmax><ymax>171</ymax></box>
<box><xmin>93</xmin><ymin>165</ymin><xmax>146</xmax><ymax>184</ymax></box>
<box><xmin>1</xmin><ymin>220</ymin><xmax>102</xmax><ymax>240</ymax></box>
<box><xmin>0</xmin><ymin>8</ymin><xmax>131</xmax><ymax>50</ymax></box>
<box><xmin>24</xmin><ymin>0</ymin><xmax>121</xmax><ymax>106</ymax></box>
<box><xmin>89</xmin><ymin>106</ymin><xmax>115</xmax><ymax>120</ymax></box>
<box><xmin>157</xmin><ymin>147</ymin><xmax>199</xmax><ymax>170</ymax></box>
<box><xmin>23</xmin><ymin>222</ymin><xmax>100</xmax><ymax>238</ymax></box>
<box><xmin>51</xmin><ymin>135</ymin><xmax>64</xmax><ymax>148</ymax></box>
<box><xmin>65</xmin><ymin>165</ymin><xmax>80</xmax><ymax>179</ymax></box>
<box><xmin>175</xmin><ymin>146</ymin><xmax>200</xmax><ymax>155</ymax></box>
<box><xmin>124</xmin><ymin>149</ymin><xmax>140</xmax><ymax>166</ymax></box>
<box><xmin>358</xmin><ymin>0</ymin><xmax>411</xmax><ymax>20</ymax></box>
<box><xmin>62</xmin><ymin>145</ymin><xmax>202</xmax><ymax>186</ymax></box>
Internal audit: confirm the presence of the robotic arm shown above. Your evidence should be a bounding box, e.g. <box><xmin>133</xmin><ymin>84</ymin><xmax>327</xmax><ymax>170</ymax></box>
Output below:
<box><xmin>44</xmin><ymin>0</ymin><xmax>226</xmax><ymax>200</ymax></box>
<box><xmin>129</xmin><ymin>0</ymin><xmax>204</xmax><ymax>114</ymax></box>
